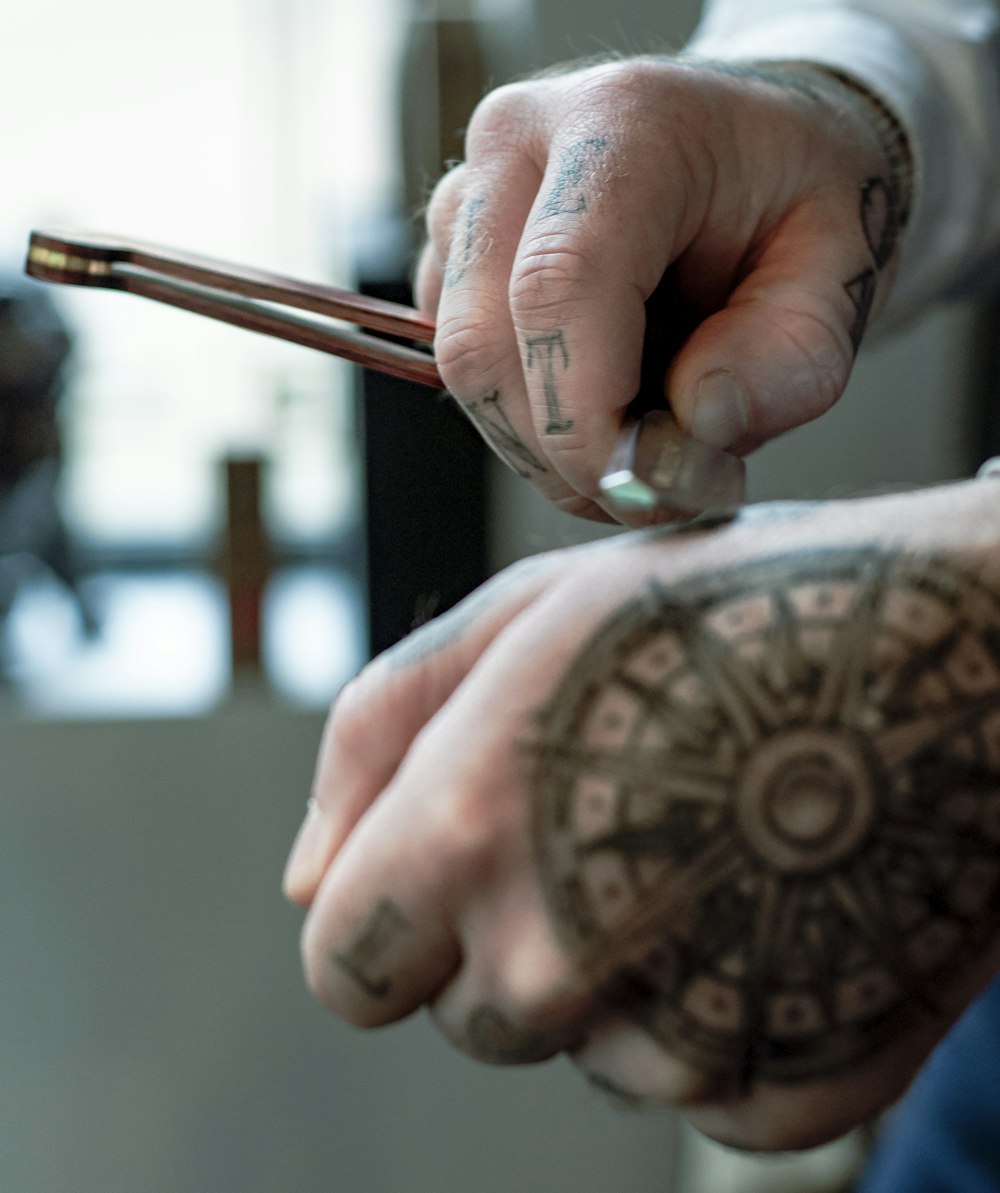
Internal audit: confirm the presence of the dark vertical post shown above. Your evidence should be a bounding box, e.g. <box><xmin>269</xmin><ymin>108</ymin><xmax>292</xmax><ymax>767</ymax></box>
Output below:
<box><xmin>222</xmin><ymin>454</ymin><xmax>271</xmax><ymax>681</ymax></box>
<box><xmin>357</xmin><ymin>282</ymin><xmax>490</xmax><ymax>659</ymax></box>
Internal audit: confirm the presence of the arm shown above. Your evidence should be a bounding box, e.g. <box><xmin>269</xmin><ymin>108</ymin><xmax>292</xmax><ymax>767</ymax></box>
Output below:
<box><xmin>285</xmin><ymin>474</ymin><xmax>1000</xmax><ymax>1151</ymax></box>
<box><xmin>416</xmin><ymin>1</ymin><xmax>1000</xmax><ymax>523</ymax></box>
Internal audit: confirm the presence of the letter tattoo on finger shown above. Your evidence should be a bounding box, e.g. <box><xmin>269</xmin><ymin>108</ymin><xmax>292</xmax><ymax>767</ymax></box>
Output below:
<box><xmin>334</xmin><ymin>899</ymin><xmax>412</xmax><ymax>999</ymax></box>
<box><xmin>540</xmin><ymin>136</ymin><xmax>609</xmax><ymax>218</ymax></box>
<box><xmin>465</xmin><ymin>1005</ymin><xmax>551</xmax><ymax>1064</ymax></box>
<box><xmin>445</xmin><ymin>195</ymin><xmax>487</xmax><ymax>288</ymax></box>
<box><xmin>462</xmin><ymin>390</ymin><xmax>548</xmax><ymax>478</ymax></box>
<box><xmin>528</xmin><ymin>549</ymin><xmax>1000</xmax><ymax>1091</ymax></box>
<box><xmin>526</xmin><ymin>330</ymin><xmax>574</xmax><ymax>435</ymax></box>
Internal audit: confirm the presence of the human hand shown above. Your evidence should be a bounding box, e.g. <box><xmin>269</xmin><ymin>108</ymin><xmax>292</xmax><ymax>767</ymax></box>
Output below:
<box><xmin>416</xmin><ymin>57</ymin><xmax>907</xmax><ymax>523</ymax></box>
<box><xmin>283</xmin><ymin>480</ymin><xmax>1000</xmax><ymax>1151</ymax></box>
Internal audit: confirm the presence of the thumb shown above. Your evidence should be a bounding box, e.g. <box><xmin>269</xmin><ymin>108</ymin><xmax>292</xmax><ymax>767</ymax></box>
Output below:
<box><xmin>668</xmin><ymin>217</ymin><xmax>883</xmax><ymax>452</ymax></box>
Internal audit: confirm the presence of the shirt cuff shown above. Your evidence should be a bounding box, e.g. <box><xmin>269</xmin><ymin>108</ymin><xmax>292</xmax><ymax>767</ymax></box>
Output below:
<box><xmin>684</xmin><ymin>4</ymin><xmax>1000</xmax><ymax>329</ymax></box>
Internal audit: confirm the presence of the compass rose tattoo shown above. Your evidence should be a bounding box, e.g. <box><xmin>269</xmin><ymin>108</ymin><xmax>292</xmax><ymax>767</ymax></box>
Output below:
<box><xmin>529</xmin><ymin>548</ymin><xmax>1000</xmax><ymax>1088</ymax></box>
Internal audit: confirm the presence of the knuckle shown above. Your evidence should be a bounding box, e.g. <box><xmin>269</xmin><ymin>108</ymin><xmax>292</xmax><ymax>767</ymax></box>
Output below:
<box><xmin>556</xmin><ymin>58</ymin><xmax>682</xmax><ymax>126</ymax></box>
<box><xmin>465</xmin><ymin>81</ymin><xmax>536</xmax><ymax>154</ymax></box>
<box><xmin>322</xmin><ymin>671</ymin><xmax>368</xmax><ymax>752</ymax></box>
<box><xmin>509</xmin><ymin>242</ymin><xmax>594</xmax><ymax>317</ymax></box>
<box><xmin>492</xmin><ymin>549</ymin><xmax>558</xmax><ymax>592</ymax></box>
<box><xmin>775</xmin><ymin>301</ymin><xmax>854</xmax><ymax>413</ymax></box>
<box><xmin>303</xmin><ymin>968</ymin><xmax>385</xmax><ymax>1029</ymax></box>
<box><xmin>424</xmin><ymin>164</ymin><xmax>468</xmax><ymax>239</ymax></box>
<box><xmin>316</xmin><ymin>666</ymin><xmax>385</xmax><ymax>787</ymax></box>
<box><xmin>564</xmin><ymin>59</ymin><xmax>651</xmax><ymax>108</ymax></box>
<box><xmin>433</xmin><ymin>312</ymin><xmax>509</xmax><ymax>398</ymax></box>
<box><xmin>500</xmin><ymin>957</ymin><xmax>591</xmax><ymax>1036</ymax></box>
<box><xmin>427</xmin><ymin>786</ymin><xmax>501</xmax><ymax>885</ymax></box>
<box><xmin>300</xmin><ymin>932</ymin><xmax>350</xmax><ymax>1018</ymax></box>
<box><xmin>459</xmin><ymin>1003</ymin><xmax>561</xmax><ymax>1064</ymax></box>
<box><xmin>301</xmin><ymin>919</ymin><xmax>397</xmax><ymax>1029</ymax></box>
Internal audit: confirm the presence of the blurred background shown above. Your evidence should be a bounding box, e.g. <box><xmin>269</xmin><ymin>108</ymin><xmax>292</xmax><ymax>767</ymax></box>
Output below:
<box><xmin>0</xmin><ymin>0</ymin><xmax>991</xmax><ymax>1190</ymax></box>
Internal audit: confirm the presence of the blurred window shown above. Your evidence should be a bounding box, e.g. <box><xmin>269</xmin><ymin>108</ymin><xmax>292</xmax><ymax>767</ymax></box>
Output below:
<box><xmin>0</xmin><ymin>0</ymin><xmax>409</xmax><ymax>712</ymax></box>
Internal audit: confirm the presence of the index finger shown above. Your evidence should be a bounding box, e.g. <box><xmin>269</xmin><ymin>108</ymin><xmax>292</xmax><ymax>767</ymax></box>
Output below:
<box><xmin>509</xmin><ymin>72</ymin><xmax>711</xmax><ymax>501</ymax></box>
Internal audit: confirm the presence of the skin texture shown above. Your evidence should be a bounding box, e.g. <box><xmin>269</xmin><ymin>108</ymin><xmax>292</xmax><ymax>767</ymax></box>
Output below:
<box><xmin>284</xmin><ymin>478</ymin><xmax>1000</xmax><ymax>1152</ymax></box>
<box><xmin>415</xmin><ymin>57</ymin><xmax>905</xmax><ymax>522</ymax></box>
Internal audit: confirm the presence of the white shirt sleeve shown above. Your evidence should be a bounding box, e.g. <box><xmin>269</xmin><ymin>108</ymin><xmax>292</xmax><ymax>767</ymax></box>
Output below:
<box><xmin>684</xmin><ymin>0</ymin><xmax>1000</xmax><ymax>328</ymax></box>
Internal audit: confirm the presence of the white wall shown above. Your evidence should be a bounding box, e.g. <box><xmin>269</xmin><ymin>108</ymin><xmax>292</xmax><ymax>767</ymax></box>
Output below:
<box><xmin>0</xmin><ymin>700</ymin><xmax>681</xmax><ymax>1193</ymax></box>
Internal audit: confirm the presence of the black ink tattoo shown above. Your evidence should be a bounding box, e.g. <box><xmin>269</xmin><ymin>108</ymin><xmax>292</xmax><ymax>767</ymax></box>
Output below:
<box><xmin>334</xmin><ymin>899</ymin><xmax>411</xmax><ymax>999</ymax></box>
<box><xmin>860</xmin><ymin>177</ymin><xmax>899</xmax><ymax>271</ymax></box>
<box><xmin>529</xmin><ymin>549</ymin><xmax>1000</xmax><ymax>1088</ymax></box>
<box><xmin>465</xmin><ymin>1005</ymin><xmax>550</xmax><ymax>1064</ymax></box>
<box><xmin>525</xmin><ymin>330</ymin><xmax>574</xmax><ymax>435</ymax></box>
<box><xmin>462</xmin><ymin>390</ymin><xmax>548</xmax><ymax>478</ymax></box>
<box><xmin>445</xmin><ymin>196</ymin><xmax>486</xmax><ymax>287</ymax></box>
<box><xmin>845</xmin><ymin>267</ymin><xmax>877</xmax><ymax>355</ymax></box>
<box><xmin>540</xmin><ymin>136</ymin><xmax>608</xmax><ymax>217</ymax></box>
<box><xmin>696</xmin><ymin>60</ymin><xmax>826</xmax><ymax>104</ymax></box>
<box><xmin>843</xmin><ymin>174</ymin><xmax>904</xmax><ymax>354</ymax></box>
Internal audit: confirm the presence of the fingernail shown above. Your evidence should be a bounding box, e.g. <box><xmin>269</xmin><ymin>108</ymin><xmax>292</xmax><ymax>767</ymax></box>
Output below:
<box><xmin>283</xmin><ymin>798</ymin><xmax>332</xmax><ymax>903</ymax></box>
<box><xmin>690</xmin><ymin>370</ymin><xmax>749</xmax><ymax>449</ymax></box>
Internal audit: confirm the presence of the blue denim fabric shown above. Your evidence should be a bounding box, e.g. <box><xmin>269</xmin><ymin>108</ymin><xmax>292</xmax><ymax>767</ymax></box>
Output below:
<box><xmin>856</xmin><ymin>973</ymin><xmax>1000</xmax><ymax>1192</ymax></box>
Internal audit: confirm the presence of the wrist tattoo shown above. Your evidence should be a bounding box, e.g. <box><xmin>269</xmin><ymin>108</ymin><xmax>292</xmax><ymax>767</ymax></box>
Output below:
<box><xmin>693</xmin><ymin>58</ymin><xmax>912</xmax><ymax>354</ymax></box>
<box><xmin>845</xmin><ymin>174</ymin><xmax>904</xmax><ymax>351</ymax></box>
<box><xmin>802</xmin><ymin>66</ymin><xmax>912</xmax><ymax>352</ymax></box>
<box><xmin>845</xmin><ymin>266</ymin><xmax>878</xmax><ymax>355</ymax></box>
<box><xmin>688</xmin><ymin>59</ymin><xmax>827</xmax><ymax>104</ymax></box>
<box><xmin>737</xmin><ymin>59</ymin><xmax>914</xmax><ymax>238</ymax></box>
<box><xmin>529</xmin><ymin>548</ymin><xmax>1000</xmax><ymax>1090</ymax></box>
<box><xmin>813</xmin><ymin>65</ymin><xmax>914</xmax><ymax>237</ymax></box>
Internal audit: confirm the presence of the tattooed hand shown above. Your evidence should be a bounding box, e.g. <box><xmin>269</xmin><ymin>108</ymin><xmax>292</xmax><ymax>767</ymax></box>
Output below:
<box><xmin>416</xmin><ymin>57</ymin><xmax>907</xmax><ymax>523</ymax></box>
<box><xmin>284</xmin><ymin>479</ymin><xmax>1000</xmax><ymax>1151</ymax></box>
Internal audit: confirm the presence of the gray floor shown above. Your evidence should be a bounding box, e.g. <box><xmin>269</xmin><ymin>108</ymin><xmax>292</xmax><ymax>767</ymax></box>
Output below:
<box><xmin>0</xmin><ymin>704</ymin><xmax>682</xmax><ymax>1193</ymax></box>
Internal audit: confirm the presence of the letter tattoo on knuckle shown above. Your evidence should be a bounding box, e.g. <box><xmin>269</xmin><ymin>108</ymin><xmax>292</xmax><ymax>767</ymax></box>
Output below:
<box><xmin>540</xmin><ymin>135</ymin><xmax>609</xmax><ymax>218</ymax></box>
<box><xmin>445</xmin><ymin>195</ymin><xmax>487</xmax><ymax>288</ymax></box>
<box><xmin>527</xmin><ymin>549</ymin><xmax>1000</xmax><ymax>1092</ymax></box>
<box><xmin>333</xmin><ymin>898</ymin><xmax>412</xmax><ymax>1000</ymax></box>
<box><xmin>462</xmin><ymin>390</ymin><xmax>548</xmax><ymax>478</ymax></box>
<box><xmin>465</xmin><ymin>1005</ymin><xmax>551</xmax><ymax>1064</ymax></box>
<box><xmin>525</xmin><ymin>330</ymin><xmax>574</xmax><ymax>435</ymax></box>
